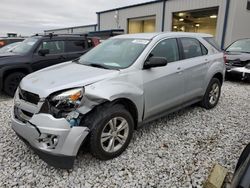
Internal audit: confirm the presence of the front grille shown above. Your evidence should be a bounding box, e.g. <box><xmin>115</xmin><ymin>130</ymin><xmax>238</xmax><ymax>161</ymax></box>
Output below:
<box><xmin>19</xmin><ymin>89</ymin><xmax>40</xmax><ymax>105</ymax></box>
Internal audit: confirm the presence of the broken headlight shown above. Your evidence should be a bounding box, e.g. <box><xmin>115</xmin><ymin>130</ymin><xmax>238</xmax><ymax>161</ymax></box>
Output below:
<box><xmin>50</xmin><ymin>88</ymin><xmax>84</xmax><ymax>110</ymax></box>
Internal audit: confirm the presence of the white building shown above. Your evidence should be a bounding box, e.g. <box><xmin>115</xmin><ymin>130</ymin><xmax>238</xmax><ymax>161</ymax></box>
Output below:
<box><xmin>97</xmin><ymin>0</ymin><xmax>250</xmax><ymax>48</ymax></box>
<box><xmin>44</xmin><ymin>0</ymin><xmax>250</xmax><ymax>48</ymax></box>
<box><xmin>44</xmin><ymin>24</ymin><xmax>97</xmax><ymax>35</ymax></box>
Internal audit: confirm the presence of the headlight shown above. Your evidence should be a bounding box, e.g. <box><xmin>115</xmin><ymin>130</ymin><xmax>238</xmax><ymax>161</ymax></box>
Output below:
<box><xmin>51</xmin><ymin>88</ymin><xmax>84</xmax><ymax>110</ymax></box>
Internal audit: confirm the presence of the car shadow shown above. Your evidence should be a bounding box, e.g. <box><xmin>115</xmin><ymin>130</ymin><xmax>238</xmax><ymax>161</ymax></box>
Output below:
<box><xmin>69</xmin><ymin>104</ymin><xmax>199</xmax><ymax>171</ymax></box>
<box><xmin>0</xmin><ymin>92</ymin><xmax>12</xmax><ymax>101</ymax></box>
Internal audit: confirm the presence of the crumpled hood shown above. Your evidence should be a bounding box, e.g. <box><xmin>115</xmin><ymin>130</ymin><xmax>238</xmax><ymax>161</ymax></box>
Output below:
<box><xmin>20</xmin><ymin>61</ymin><xmax>119</xmax><ymax>98</ymax></box>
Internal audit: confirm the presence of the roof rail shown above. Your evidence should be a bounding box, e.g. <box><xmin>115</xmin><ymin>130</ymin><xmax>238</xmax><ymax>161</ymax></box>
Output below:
<box><xmin>32</xmin><ymin>33</ymin><xmax>89</xmax><ymax>38</ymax></box>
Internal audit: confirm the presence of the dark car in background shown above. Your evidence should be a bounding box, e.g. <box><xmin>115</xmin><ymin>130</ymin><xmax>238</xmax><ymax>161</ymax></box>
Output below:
<box><xmin>0</xmin><ymin>34</ymin><xmax>100</xmax><ymax>96</ymax></box>
<box><xmin>225</xmin><ymin>38</ymin><xmax>250</xmax><ymax>81</ymax></box>
<box><xmin>0</xmin><ymin>37</ymin><xmax>25</xmax><ymax>48</ymax></box>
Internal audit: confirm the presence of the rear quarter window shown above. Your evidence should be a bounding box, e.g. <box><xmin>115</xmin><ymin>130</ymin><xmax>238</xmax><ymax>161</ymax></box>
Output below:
<box><xmin>65</xmin><ymin>40</ymin><xmax>86</xmax><ymax>53</ymax></box>
<box><xmin>204</xmin><ymin>37</ymin><xmax>221</xmax><ymax>51</ymax></box>
<box><xmin>180</xmin><ymin>38</ymin><xmax>203</xmax><ymax>59</ymax></box>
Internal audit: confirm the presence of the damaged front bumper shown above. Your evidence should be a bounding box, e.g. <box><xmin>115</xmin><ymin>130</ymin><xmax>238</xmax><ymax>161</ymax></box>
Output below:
<box><xmin>226</xmin><ymin>66</ymin><xmax>250</xmax><ymax>80</ymax></box>
<box><xmin>11</xmin><ymin>91</ymin><xmax>90</xmax><ymax>169</ymax></box>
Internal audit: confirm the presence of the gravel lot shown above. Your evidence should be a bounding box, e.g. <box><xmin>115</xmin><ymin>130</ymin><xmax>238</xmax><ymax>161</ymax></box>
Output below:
<box><xmin>0</xmin><ymin>81</ymin><xmax>249</xmax><ymax>188</ymax></box>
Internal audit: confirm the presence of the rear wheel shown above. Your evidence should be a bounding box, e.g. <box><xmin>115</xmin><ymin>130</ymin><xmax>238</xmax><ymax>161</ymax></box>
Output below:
<box><xmin>200</xmin><ymin>78</ymin><xmax>221</xmax><ymax>109</ymax></box>
<box><xmin>4</xmin><ymin>72</ymin><xmax>25</xmax><ymax>97</ymax></box>
<box><xmin>85</xmin><ymin>103</ymin><xmax>134</xmax><ymax>160</ymax></box>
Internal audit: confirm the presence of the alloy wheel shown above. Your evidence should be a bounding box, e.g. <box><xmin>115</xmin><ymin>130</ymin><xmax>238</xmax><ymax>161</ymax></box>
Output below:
<box><xmin>209</xmin><ymin>83</ymin><xmax>220</xmax><ymax>105</ymax></box>
<box><xmin>100</xmin><ymin>117</ymin><xmax>129</xmax><ymax>153</ymax></box>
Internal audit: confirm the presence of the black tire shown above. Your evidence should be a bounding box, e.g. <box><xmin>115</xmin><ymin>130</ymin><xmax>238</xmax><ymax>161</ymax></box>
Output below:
<box><xmin>200</xmin><ymin>78</ymin><xmax>221</xmax><ymax>109</ymax></box>
<box><xmin>84</xmin><ymin>103</ymin><xmax>134</xmax><ymax>160</ymax></box>
<box><xmin>4</xmin><ymin>72</ymin><xmax>25</xmax><ymax>97</ymax></box>
<box><xmin>235</xmin><ymin>144</ymin><xmax>250</xmax><ymax>172</ymax></box>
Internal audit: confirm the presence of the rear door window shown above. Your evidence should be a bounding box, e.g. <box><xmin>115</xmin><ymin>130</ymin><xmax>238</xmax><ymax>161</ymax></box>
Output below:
<box><xmin>180</xmin><ymin>38</ymin><xmax>203</xmax><ymax>59</ymax></box>
<box><xmin>150</xmin><ymin>38</ymin><xmax>179</xmax><ymax>63</ymax></box>
<box><xmin>65</xmin><ymin>40</ymin><xmax>86</xmax><ymax>53</ymax></box>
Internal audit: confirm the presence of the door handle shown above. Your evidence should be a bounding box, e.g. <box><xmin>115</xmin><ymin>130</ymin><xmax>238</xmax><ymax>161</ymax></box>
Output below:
<box><xmin>177</xmin><ymin>67</ymin><xmax>182</xmax><ymax>74</ymax></box>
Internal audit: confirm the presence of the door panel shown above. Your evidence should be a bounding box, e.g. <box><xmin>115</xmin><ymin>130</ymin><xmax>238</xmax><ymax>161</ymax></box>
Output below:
<box><xmin>142</xmin><ymin>38</ymin><xmax>184</xmax><ymax>120</ymax></box>
<box><xmin>180</xmin><ymin>56</ymin><xmax>208</xmax><ymax>101</ymax></box>
<box><xmin>178</xmin><ymin>38</ymin><xmax>209</xmax><ymax>101</ymax></box>
<box><xmin>32</xmin><ymin>53</ymin><xmax>66</xmax><ymax>71</ymax></box>
<box><xmin>143</xmin><ymin>62</ymin><xmax>184</xmax><ymax>119</ymax></box>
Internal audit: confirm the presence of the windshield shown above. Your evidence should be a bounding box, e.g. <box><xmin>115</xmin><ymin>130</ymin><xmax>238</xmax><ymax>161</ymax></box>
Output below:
<box><xmin>0</xmin><ymin>42</ymin><xmax>20</xmax><ymax>53</ymax></box>
<box><xmin>78</xmin><ymin>38</ymin><xmax>150</xmax><ymax>69</ymax></box>
<box><xmin>11</xmin><ymin>38</ymin><xmax>38</xmax><ymax>54</ymax></box>
<box><xmin>226</xmin><ymin>39</ymin><xmax>250</xmax><ymax>53</ymax></box>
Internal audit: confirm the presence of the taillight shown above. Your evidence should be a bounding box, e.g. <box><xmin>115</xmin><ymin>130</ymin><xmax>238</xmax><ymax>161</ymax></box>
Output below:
<box><xmin>92</xmin><ymin>38</ymin><xmax>100</xmax><ymax>46</ymax></box>
<box><xmin>223</xmin><ymin>53</ymin><xmax>227</xmax><ymax>64</ymax></box>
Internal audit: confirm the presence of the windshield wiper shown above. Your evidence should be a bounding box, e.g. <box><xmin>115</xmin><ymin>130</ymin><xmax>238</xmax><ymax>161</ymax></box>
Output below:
<box><xmin>74</xmin><ymin>60</ymin><xmax>110</xmax><ymax>69</ymax></box>
<box><xmin>88</xmin><ymin>63</ymin><xmax>110</xmax><ymax>69</ymax></box>
<box><xmin>72</xmin><ymin>58</ymin><xmax>80</xmax><ymax>63</ymax></box>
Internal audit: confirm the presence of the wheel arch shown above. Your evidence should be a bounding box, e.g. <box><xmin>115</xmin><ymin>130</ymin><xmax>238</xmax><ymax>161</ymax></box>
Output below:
<box><xmin>2</xmin><ymin>66</ymin><xmax>31</xmax><ymax>86</ymax></box>
<box><xmin>212</xmin><ymin>72</ymin><xmax>224</xmax><ymax>85</ymax></box>
<box><xmin>111</xmin><ymin>98</ymin><xmax>139</xmax><ymax>130</ymax></box>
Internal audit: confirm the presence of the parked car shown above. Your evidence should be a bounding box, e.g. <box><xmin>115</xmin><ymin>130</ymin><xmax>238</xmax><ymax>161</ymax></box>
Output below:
<box><xmin>231</xmin><ymin>143</ymin><xmax>250</xmax><ymax>188</ymax></box>
<box><xmin>0</xmin><ymin>37</ymin><xmax>24</xmax><ymax>48</ymax></box>
<box><xmin>0</xmin><ymin>42</ymin><xmax>21</xmax><ymax>54</ymax></box>
<box><xmin>225</xmin><ymin>38</ymin><xmax>250</xmax><ymax>81</ymax></box>
<box><xmin>11</xmin><ymin>32</ymin><xmax>225</xmax><ymax>169</ymax></box>
<box><xmin>0</xmin><ymin>34</ymin><xmax>100</xmax><ymax>96</ymax></box>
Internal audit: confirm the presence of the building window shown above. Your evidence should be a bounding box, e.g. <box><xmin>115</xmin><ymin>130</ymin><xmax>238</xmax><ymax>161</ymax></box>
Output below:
<box><xmin>128</xmin><ymin>16</ymin><xmax>156</xmax><ymax>34</ymax></box>
<box><xmin>172</xmin><ymin>7</ymin><xmax>219</xmax><ymax>36</ymax></box>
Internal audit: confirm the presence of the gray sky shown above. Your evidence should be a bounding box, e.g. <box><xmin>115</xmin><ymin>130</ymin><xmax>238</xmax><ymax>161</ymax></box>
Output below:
<box><xmin>0</xmin><ymin>0</ymin><xmax>151</xmax><ymax>36</ymax></box>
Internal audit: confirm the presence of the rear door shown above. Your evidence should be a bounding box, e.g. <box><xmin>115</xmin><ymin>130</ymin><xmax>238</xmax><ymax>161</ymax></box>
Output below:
<box><xmin>178</xmin><ymin>37</ymin><xmax>209</xmax><ymax>101</ymax></box>
<box><xmin>143</xmin><ymin>38</ymin><xmax>185</xmax><ymax>120</ymax></box>
<box><xmin>31</xmin><ymin>40</ymin><xmax>65</xmax><ymax>71</ymax></box>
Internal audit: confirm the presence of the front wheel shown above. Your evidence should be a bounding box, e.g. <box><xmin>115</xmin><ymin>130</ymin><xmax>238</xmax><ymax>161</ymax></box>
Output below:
<box><xmin>87</xmin><ymin>104</ymin><xmax>134</xmax><ymax>160</ymax></box>
<box><xmin>200</xmin><ymin>78</ymin><xmax>221</xmax><ymax>109</ymax></box>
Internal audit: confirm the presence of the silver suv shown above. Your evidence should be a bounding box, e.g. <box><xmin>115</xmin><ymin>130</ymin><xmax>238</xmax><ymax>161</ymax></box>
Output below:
<box><xmin>11</xmin><ymin>32</ymin><xmax>225</xmax><ymax>169</ymax></box>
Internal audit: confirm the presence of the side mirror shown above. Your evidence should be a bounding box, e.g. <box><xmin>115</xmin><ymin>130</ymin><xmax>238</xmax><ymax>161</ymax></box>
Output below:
<box><xmin>38</xmin><ymin>49</ymin><xmax>50</xmax><ymax>56</ymax></box>
<box><xmin>144</xmin><ymin>57</ymin><xmax>168</xmax><ymax>69</ymax></box>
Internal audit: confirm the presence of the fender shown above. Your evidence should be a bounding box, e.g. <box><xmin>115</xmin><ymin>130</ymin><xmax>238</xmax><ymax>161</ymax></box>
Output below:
<box><xmin>77</xmin><ymin>80</ymin><xmax>144</xmax><ymax>123</ymax></box>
